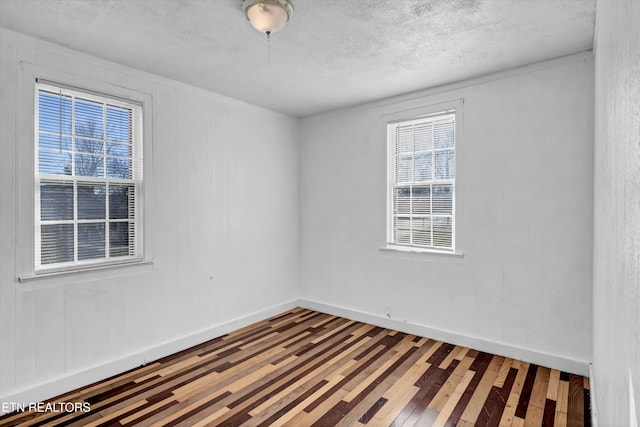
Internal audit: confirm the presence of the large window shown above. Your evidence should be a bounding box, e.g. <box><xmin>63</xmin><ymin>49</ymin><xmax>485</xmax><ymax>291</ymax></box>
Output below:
<box><xmin>387</xmin><ymin>110</ymin><xmax>456</xmax><ymax>252</ymax></box>
<box><xmin>35</xmin><ymin>81</ymin><xmax>143</xmax><ymax>271</ymax></box>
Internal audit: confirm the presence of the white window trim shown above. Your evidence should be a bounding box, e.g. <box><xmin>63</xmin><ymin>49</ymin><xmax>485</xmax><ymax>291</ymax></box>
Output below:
<box><xmin>16</xmin><ymin>63</ymin><xmax>155</xmax><ymax>284</ymax></box>
<box><xmin>381</xmin><ymin>99</ymin><xmax>464</xmax><ymax>257</ymax></box>
<box><xmin>34</xmin><ymin>81</ymin><xmax>144</xmax><ymax>272</ymax></box>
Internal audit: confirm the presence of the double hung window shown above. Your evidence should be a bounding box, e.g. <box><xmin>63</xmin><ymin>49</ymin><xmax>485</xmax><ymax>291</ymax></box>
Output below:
<box><xmin>387</xmin><ymin>110</ymin><xmax>456</xmax><ymax>252</ymax></box>
<box><xmin>35</xmin><ymin>81</ymin><xmax>143</xmax><ymax>271</ymax></box>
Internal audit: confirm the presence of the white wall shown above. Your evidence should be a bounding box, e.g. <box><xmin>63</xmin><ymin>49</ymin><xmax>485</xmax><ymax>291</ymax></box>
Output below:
<box><xmin>299</xmin><ymin>53</ymin><xmax>594</xmax><ymax>374</ymax></box>
<box><xmin>593</xmin><ymin>1</ymin><xmax>640</xmax><ymax>425</ymax></box>
<box><xmin>0</xmin><ymin>29</ymin><xmax>299</xmax><ymax>404</ymax></box>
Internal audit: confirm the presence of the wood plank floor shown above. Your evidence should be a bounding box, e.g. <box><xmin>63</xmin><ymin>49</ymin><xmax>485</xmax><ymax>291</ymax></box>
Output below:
<box><xmin>1</xmin><ymin>308</ymin><xmax>591</xmax><ymax>427</ymax></box>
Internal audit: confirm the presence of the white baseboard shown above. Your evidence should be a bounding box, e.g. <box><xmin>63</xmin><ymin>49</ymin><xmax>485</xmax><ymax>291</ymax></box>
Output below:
<box><xmin>298</xmin><ymin>298</ymin><xmax>590</xmax><ymax>377</ymax></box>
<box><xmin>0</xmin><ymin>299</ymin><xmax>298</xmax><ymax>414</ymax></box>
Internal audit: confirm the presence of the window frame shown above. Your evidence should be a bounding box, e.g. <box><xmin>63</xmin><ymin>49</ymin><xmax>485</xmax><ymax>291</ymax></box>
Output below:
<box><xmin>34</xmin><ymin>81</ymin><xmax>144</xmax><ymax>273</ymax></box>
<box><xmin>15</xmin><ymin>63</ymin><xmax>155</xmax><ymax>284</ymax></box>
<box><xmin>385</xmin><ymin>100</ymin><xmax>463</xmax><ymax>255</ymax></box>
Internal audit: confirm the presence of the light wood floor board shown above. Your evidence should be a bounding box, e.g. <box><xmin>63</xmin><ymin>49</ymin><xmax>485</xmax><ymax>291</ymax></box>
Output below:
<box><xmin>0</xmin><ymin>308</ymin><xmax>591</xmax><ymax>427</ymax></box>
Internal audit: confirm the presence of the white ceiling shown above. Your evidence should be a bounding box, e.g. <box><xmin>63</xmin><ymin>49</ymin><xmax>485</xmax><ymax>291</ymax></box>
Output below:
<box><xmin>0</xmin><ymin>0</ymin><xmax>596</xmax><ymax>117</ymax></box>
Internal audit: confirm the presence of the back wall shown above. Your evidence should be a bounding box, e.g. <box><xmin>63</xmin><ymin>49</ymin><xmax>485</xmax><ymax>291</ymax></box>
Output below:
<box><xmin>298</xmin><ymin>53</ymin><xmax>594</xmax><ymax>374</ymax></box>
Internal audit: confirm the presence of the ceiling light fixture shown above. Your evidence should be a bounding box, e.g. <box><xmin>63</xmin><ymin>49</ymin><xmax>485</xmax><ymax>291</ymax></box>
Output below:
<box><xmin>242</xmin><ymin>0</ymin><xmax>294</xmax><ymax>38</ymax></box>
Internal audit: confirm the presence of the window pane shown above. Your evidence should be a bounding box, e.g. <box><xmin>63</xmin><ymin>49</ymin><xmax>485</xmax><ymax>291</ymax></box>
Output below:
<box><xmin>38</xmin><ymin>92</ymin><xmax>71</xmax><ymax>134</ymax></box>
<box><xmin>393</xmin><ymin>187</ymin><xmax>410</xmax><ymax>214</ymax></box>
<box><xmin>107</xmin><ymin>142</ymin><xmax>131</xmax><ymax>157</ymax></box>
<box><xmin>435</xmin><ymin>150</ymin><xmax>455</xmax><ymax>179</ymax></box>
<box><xmin>394</xmin><ymin>217</ymin><xmax>411</xmax><ymax>244</ymax></box>
<box><xmin>412</xmin><ymin>217</ymin><xmax>432</xmax><ymax>247</ymax></box>
<box><xmin>75</xmin><ymin>138</ymin><xmax>104</xmax><ymax>155</ymax></box>
<box><xmin>396</xmin><ymin>154</ymin><xmax>412</xmax><ymax>183</ymax></box>
<box><xmin>396</xmin><ymin>125</ymin><xmax>413</xmax><ymax>154</ymax></box>
<box><xmin>40</xmin><ymin>183</ymin><xmax>73</xmax><ymax>220</ymax></box>
<box><xmin>75</xmin><ymin>154</ymin><xmax>104</xmax><ymax>177</ymax></box>
<box><xmin>432</xmin><ymin>185</ymin><xmax>453</xmax><ymax>214</ymax></box>
<box><xmin>110</xmin><ymin>222</ymin><xmax>132</xmax><ymax>257</ymax></box>
<box><xmin>412</xmin><ymin>186</ymin><xmax>431</xmax><ymax>214</ymax></box>
<box><xmin>433</xmin><ymin>217</ymin><xmax>453</xmax><ymax>248</ymax></box>
<box><xmin>434</xmin><ymin>118</ymin><xmax>454</xmax><ymax>149</ymax></box>
<box><xmin>78</xmin><ymin>223</ymin><xmax>105</xmax><ymax>260</ymax></box>
<box><xmin>107</xmin><ymin>157</ymin><xmax>131</xmax><ymax>179</ymax></box>
<box><xmin>106</xmin><ymin>106</ymin><xmax>131</xmax><ymax>143</ymax></box>
<box><xmin>414</xmin><ymin>152</ymin><xmax>433</xmax><ymax>181</ymax></box>
<box><xmin>75</xmin><ymin>99</ymin><xmax>104</xmax><ymax>138</ymax></box>
<box><xmin>77</xmin><ymin>184</ymin><xmax>106</xmax><ymax>219</ymax></box>
<box><xmin>413</xmin><ymin>122</ymin><xmax>433</xmax><ymax>151</ymax></box>
<box><xmin>39</xmin><ymin>134</ymin><xmax>71</xmax><ymax>151</ymax></box>
<box><xmin>109</xmin><ymin>185</ymin><xmax>134</xmax><ymax>219</ymax></box>
<box><xmin>41</xmin><ymin>224</ymin><xmax>74</xmax><ymax>264</ymax></box>
<box><xmin>39</xmin><ymin>150</ymin><xmax>72</xmax><ymax>175</ymax></box>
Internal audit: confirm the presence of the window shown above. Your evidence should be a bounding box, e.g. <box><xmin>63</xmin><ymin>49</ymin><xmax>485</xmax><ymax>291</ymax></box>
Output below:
<box><xmin>387</xmin><ymin>110</ymin><xmax>456</xmax><ymax>252</ymax></box>
<box><xmin>35</xmin><ymin>81</ymin><xmax>143</xmax><ymax>271</ymax></box>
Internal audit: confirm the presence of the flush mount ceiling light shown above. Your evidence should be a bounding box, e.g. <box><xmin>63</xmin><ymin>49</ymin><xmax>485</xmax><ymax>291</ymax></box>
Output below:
<box><xmin>242</xmin><ymin>0</ymin><xmax>294</xmax><ymax>37</ymax></box>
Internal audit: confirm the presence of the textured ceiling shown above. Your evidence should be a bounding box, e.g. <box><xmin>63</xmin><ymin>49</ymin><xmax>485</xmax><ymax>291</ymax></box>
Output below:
<box><xmin>0</xmin><ymin>0</ymin><xmax>596</xmax><ymax>117</ymax></box>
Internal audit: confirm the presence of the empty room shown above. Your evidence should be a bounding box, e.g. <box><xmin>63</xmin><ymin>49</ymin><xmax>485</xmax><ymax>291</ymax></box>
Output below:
<box><xmin>0</xmin><ymin>0</ymin><xmax>638</xmax><ymax>426</ymax></box>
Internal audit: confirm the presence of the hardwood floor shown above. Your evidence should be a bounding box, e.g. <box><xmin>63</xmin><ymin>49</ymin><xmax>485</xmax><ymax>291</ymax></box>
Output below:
<box><xmin>1</xmin><ymin>308</ymin><xmax>591</xmax><ymax>426</ymax></box>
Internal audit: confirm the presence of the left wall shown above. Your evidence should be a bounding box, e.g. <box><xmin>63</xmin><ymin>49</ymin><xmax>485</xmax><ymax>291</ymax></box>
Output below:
<box><xmin>0</xmin><ymin>29</ymin><xmax>299</xmax><ymax>406</ymax></box>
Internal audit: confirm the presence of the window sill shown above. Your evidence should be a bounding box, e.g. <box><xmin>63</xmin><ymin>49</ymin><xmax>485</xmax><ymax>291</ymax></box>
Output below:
<box><xmin>379</xmin><ymin>245</ymin><xmax>464</xmax><ymax>262</ymax></box>
<box><xmin>17</xmin><ymin>260</ymin><xmax>154</xmax><ymax>290</ymax></box>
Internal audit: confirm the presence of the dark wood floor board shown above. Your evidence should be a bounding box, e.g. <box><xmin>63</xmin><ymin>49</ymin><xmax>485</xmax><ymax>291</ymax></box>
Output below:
<box><xmin>0</xmin><ymin>308</ymin><xmax>591</xmax><ymax>427</ymax></box>
<box><xmin>567</xmin><ymin>375</ymin><xmax>585</xmax><ymax>427</ymax></box>
<box><xmin>544</xmin><ymin>399</ymin><xmax>558</xmax><ymax>426</ymax></box>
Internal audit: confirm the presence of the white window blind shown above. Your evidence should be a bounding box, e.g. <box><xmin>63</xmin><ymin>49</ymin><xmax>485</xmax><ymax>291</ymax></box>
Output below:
<box><xmin>35</xmin><ymin>81</ymin><xmax>143</xmax><ymax>271</ymax></box>
<box><xmin>388</xmin><ymin>111</ymin><xmax>456</xmax><ymax>251</ymax></box>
